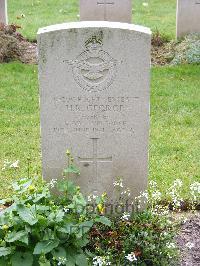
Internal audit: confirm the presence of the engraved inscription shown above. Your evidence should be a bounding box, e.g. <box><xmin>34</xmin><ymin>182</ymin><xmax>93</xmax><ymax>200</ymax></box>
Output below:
<box><xmin>51</xmin><ymin>95</ymin><xmax>138</xmax><ymax>135</ymax></box>
<box><xmin>78</xmin><ymin>138</ymin><xmax>112</xmax><ymax>182</ymax></box>
<box><xmin>97</xmin><ymin>0</ymin><xmax>115</xmax><ymax>20</ymax></box>
<box><xmin>66</xmin><ymin>35</ymin><xmax>118</xmax><ymax>92</ymax></box>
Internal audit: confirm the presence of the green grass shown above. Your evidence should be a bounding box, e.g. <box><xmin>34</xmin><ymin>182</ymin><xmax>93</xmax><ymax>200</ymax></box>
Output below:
<box><xmin>8</xmin><ymin>0</ymin><xmax>176</xmax><ymax>40</ymax></box>
<box><xmin>0</xmin><ymin>63</ymin><xmax>199</xmax><ymax>199</ymax></box>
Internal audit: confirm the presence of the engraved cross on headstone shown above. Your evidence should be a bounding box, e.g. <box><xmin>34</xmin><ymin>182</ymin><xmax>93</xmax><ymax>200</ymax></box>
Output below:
<box><xmin>78</xmin><ymin>138</ymin><xmax>112</xmax><ymax>182</ymax></box>
<box><xmin>97</xmin><ymin>0</ymin><xmax>115</xmax><ymax>20</ymax></box>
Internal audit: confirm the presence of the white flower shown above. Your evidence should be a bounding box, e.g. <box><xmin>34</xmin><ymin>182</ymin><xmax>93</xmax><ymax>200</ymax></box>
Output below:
<box><xmin>57</xmin><ymin>256</ymin><xmax>67</xmax><ymax>265</ymax></box>
<box><xmin>151</xmin><ymin>191</ymin><xmax>161</xmax><ymax>200</ymax></box>
<box><xmin>185</xmin><ymin>242</ymin><xmax>195</xmax><ymax>249</ymax></box>
<box><xmin>93</xmin><ymin>256</ymin><xmax>111</xmax><ymax>266</ymax></box>
<box><xmin>125</xmin><ymin>253</ymin><xmax>137</xmax><ymax>262</ymax></box>
<box><xmin>142</xmin><ymin>2</ymin><xmax>148</xmax><ymax>7</ymax></box>
<box><xmin>190</xmin><ymin>182</ymin><xmax>200</xmax><ymax>200</ymax></box>
<box><xmin>2</xmin><ymin>160</ymin><xmax>19</xmax><ymax>170</ymax></box>
<box><xmin>49</xmin><ymin>178</ymin><xmax>57</xmax><ymax>188</ymax></box>
<box><xmin>2</xmin><ymin>160</ymin><xmax>11</xmax><ymax>170</ymax></box>
<box><xmin>149</xmin><ymin>180</ymin><xmax>157</xmax><ymax>187</ymax></box>
<box><xmin>10</xmin><ymin>160</ymin><xmax>19</xmax><ymax>168</ymax></box>
<box><xmin>173</xmin><ymin>179</ymin><xmax>183</xmax><ymax>188</ymax></box>
<box><xmin>166</xmin><ymin>242</ymin><xmax>176</xmax><ymax>249</ymax></box>
<box><xmin>113</xmin><ymin>180</ymin><xmax>123</xmax><ymax>188</ymax></box>
<box><xmin>63</xmin><ymin>207</ymin><xmax>69</xmax><ymax>213</ymax></box>
<box><xmin>87</xmin><ymin>194</ymin><xmax>97</xmax><ymax>202</ymax></box>
<box><xmin>121</xmin><ymin>212</ymin><xmax>130</xmax><ymax>221</ymax></box>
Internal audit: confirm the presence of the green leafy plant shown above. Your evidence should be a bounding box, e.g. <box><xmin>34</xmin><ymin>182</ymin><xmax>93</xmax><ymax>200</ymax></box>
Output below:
<box><xmin>0</xmin><ymin>151</ymin><xmax>111</xmax><ymax>265</ymax></box>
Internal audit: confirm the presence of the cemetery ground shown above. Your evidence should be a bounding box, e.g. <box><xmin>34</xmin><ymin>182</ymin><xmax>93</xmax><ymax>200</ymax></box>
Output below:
<box><xmin>0</xmin><ymin>0</ymin><xmax>199</xmax><ymax>265</ymax></box>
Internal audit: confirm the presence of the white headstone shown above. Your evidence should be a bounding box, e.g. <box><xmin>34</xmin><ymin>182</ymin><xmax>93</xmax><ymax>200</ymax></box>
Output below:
<box><xmin>0</xmin><ymin>0</ymin><xmax>7</xmax><ymax>24</ymax></box>
<box><xmin>80</xmin><ymin>0</ymin><xmax>132</xmax><ymax>23</ymax></box>
<box><xmin>176</xmin><ymin>0</ymin><xmax>200</xmax><ymax>38</ymax></box>
<box><xmin>37</xmin><ymin>21</ymin><xmax>151</xmax><ymax>201</ymax></box>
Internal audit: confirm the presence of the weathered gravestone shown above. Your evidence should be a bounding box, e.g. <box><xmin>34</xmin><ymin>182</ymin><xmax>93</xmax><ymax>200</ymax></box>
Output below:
<box><xmin>38</xmin><ymin>21</ymin><xmax>151</xmax><ymax>200</ymax></box>
<box><xmin>176</xmin><ymin>0</ymin><xmax>200</xmax><ymax>38</ymax></box>
<box><xmin>80</xmin><ymin>0</ymin><xmax>132</xmax><ymax>23</ymax></box>
<box><xmin>0</xmin><ymin>0</ymin><xmax>7</xmax><ymax>24</ymax></box>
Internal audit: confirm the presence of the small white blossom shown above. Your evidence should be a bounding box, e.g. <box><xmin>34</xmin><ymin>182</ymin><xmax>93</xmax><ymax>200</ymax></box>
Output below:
<box><xmin>2</xmin><ymin>160</ymin><xmax>11</xmax><ymax>170</ymax></box>
<box><xmin>49</xmin><ymin>178</ymin><xmax>57</xmax><ymax>188</ymax></box>
<box><xmin>125</xmin><ymin>253</ymin><xmax>137</xmax><ymax>262</ymax></box>
<box><xmin>87</xmin><ymin>194</ymin><xmax>97</xmax><ymax>202</ymax></box>
<box><xmin>2</xmin><ymin>160</ymin><xmax>19</xmax><ymax>170</ymax></box>
<box><xmin>149</xmin><ymin>180</ymin><xmax>157</xmax><ymax>187</ymax></box>
<box><xmin>166</xmin><ymin>242</ymin><xmax>176</xmax><ymax>249</ymax></box>
<box><xmin>151</xmin><ymin>191</ymin><xmax>162</xmax><ymax>201</ymax></box>
<box><xmin>93</xmin><ymin>256</ymin><xmax>111</xmax><ymax>266</ymax></box>
<box><xmin>185</xmin><ymin>242</ymin><xmax>195</xmax><ymax>249</ymax></box>
<box><xmin>121</xmin><ymin>212</ymin><xmax>130</xmax><ymax>221</ymax></box>
<box><xmin>63</xmin><ymin>207</ymin><xmax>69</xmax><ymax>213</ymax></box>
<box><xmin>190</xmin><ymin>182</ymin><xmax>200</xmax><ymax>201</ymax></box>
<box><xmin>10</xmin><ymin>160</ymin><xmax>19</xmax><ymax>168</ymax></box>
<box><xmin>113</xmin><ymin>179</ymin><xmax>123</xmax><ymax>188</ymax></box>
<box><xmin>173</xmin><ymin>179</ymin><xmax>183</xmax><ymax>188</ymax></box>
<box><xmin>57</xmin><ymin>256</ymin><xmax>67</xmax><ymax>265</ymax></box>
<box><xmin>142</xmin><ymin>2</ymin><xmax>148</xmax><ymax>7</ymax></box>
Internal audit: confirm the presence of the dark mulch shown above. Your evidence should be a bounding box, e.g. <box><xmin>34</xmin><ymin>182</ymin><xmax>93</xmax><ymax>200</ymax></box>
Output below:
<box><xmin>176</xmin><ymin>213</ymin><xmax>200</xmax><ymax>266</ymax></box>
<box><xmin>0</xmin><ymin>23</ymin><xmax>37</xmax><ymax>64</ymax></box>
<box><xmin>0</xmin><ymin>24</ymin><xmax>177</xmax><ymax>66</ymax></box>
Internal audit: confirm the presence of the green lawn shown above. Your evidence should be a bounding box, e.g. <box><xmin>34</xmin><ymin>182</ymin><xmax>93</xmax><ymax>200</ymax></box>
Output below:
<box><xmin>0</xmin><ymin>63</ymin><xmax>199</xmax><ymax>199</ymax></box>
<box><xmin>8</xmin><ymin>0</ymin><xmax>176</xmax><ymax>40</ymax></box>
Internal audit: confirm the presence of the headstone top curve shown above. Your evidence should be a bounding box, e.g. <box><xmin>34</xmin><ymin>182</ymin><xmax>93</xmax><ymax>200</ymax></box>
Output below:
<box><xmin>37</xmin><ymin>21</ymin><xmax>151</xmax><ymax>36</ymax></box>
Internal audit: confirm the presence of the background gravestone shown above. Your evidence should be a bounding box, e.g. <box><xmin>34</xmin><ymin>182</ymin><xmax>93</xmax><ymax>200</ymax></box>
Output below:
<box><xmin>38</xmin><ymin>21</ymin><xmax>151</xmax><ymax>200</ymax></box>
<box><xmin>0</xmin><ymin>0</ymin><xmax>7</xmax><ymax>24</ymax></box>
<box><xmin>80</xmin><ymin>0</ymin><xmax>132</xmax><ymax>23</ymax></box>
<box><xmin>176</xmin><ymin>0</ymin><xmax>200</xmax><ymax>38</ymax></box>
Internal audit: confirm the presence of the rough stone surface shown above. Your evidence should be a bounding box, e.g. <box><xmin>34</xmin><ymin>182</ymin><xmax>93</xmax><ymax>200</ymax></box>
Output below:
<box><xmin>38</xmin><ymin>21</ymin><xmax>151</xmax><ymax>200</ymax></box>
<box><xmin>80</xmin><ymin>0</ymin><xmax>132</xmax><ymax>23</ymax></box>
<box><xmin>176</xmin><ymin>0</ymin><xmax>200</xmax><ymax>38</ymax></box>
<box><xmin>0</xmin><ymin>0</ymin><xmax>7</xmax><ymax>24</ymax></box>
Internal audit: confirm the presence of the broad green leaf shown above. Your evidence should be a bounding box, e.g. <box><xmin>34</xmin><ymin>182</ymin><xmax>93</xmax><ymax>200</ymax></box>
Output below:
<box><xmin>48</xmin><ymin>209</ymin><xmax>64</xmax><ymax>223</ymax></box>
<box><xmin>57</xmin><ymin>180</ymin><xmax>77</xmax><ymax>194</ymax></box>
<box><xmin>52</xmin><ymin>246</ymin><xmax>66</xmax><ymax>260</ymax></box>
<box><xmin>0</xmin><ymin>214</ymin><xmax>9</xmax><ymax>226</ymax></box>
<box><xmin>33</xmin><ymin>239</ymin><xmax>59</xmax><ymax>255</ymax></box>
<box><xmin>63</xmin><ymin>165</ymin><xmax>80</xmax><ymax>175</ymax></box>
<box><xmin>5</xmin><ymin>230</ymin><xmax>28</xmax><ymax>244</ymax></box>
<box><xmin>0</xmin><ymin>247</ymin><xmax>12</xmax><ymax>257</ymax></box>
<box><xmin>39</xmin><ymin>261</ymin><xmax>50</xmax><ymax>266</ymax></box>
<box><xmin>75</xmin><ymin>236</ymin><xmax>89</xmax><ymax>248</ymax></box>
<box><xmin>0</xmin><ymin>257</ymin><xmax>10</xmax><ymax>265</ymax></box>
<box><xmin>11</xmin><ymin>252</ymin><xmax>33</xmax><ymax>266</ymax></box>
<box><xmin>17</xmin><ymin>204</ymin><xmax>38</xmax><ymax>225</ymax></box>
<box><xmin>57</xmin><ymin>224</ymin><xmax>72</xmax><ymax>234</ymax></box>
<box><xmin>76</xmin><ymin>254</ymin><xmax>88</xmax><ymax>266</ymax></box>
<box><xmin>95</xmin><ymin>216</ymin><xmax>111</xmax><ymax>226</ymax></box>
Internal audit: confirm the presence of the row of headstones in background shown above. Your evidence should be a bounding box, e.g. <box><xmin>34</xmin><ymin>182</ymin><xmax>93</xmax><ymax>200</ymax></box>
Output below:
<box><xmin>1</xmin><ymin>0</ymin><xmax>199</xmax><ymax>38</ymax></box>
<box><xmin>176</xmin><ymin>0</ymin><xmax>200</xmax><ymax>38</ymax></box>
<box><xmin>0</xmin><ymin>0</ymin><xmax>7</xmax><ymax>24</ymax></box>
<box><xmin>37</xmin><ymin>21</ymin><xmax>151</xmax><ymax>200</ymax></box>
<box><xmin>80</xmin><ymin>0</ymin><xmax>200</xmax><ymax>38</ymax></box>
<box><xmin>80</xmin><ymin>0</ymin><xmax>132</xmax><ymax>23</ymax></box>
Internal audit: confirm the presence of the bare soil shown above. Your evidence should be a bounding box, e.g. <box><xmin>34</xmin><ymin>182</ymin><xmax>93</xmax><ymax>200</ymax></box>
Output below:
<box><xmin>0</xmin><ymin>23</ymin><xmax>37</xmax><ymax>64</ymax></box>
<box><xmin>0</xmin><ymin>24</ymin><xmax>176</xmax><ymax>66</ymax></box>
<box><xmin>176</xmin><ymin>213</ymin><xmax>200</xmax><ymax>266</ymax></box>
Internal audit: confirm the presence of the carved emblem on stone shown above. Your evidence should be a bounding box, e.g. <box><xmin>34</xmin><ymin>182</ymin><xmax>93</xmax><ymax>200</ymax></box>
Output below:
<box><xmin>68</xmin><ymin>35</ymin><xmax>117</xmax><ymax>92</ymax></box>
